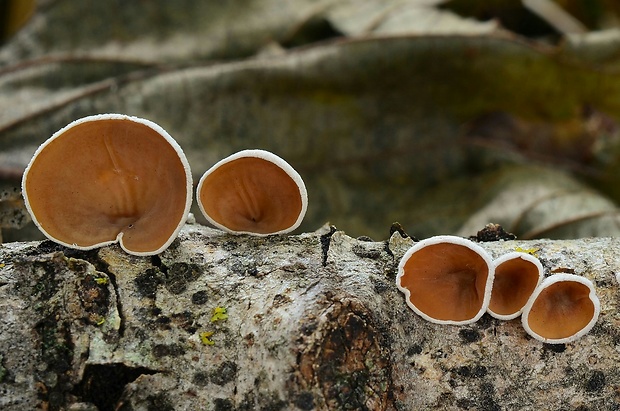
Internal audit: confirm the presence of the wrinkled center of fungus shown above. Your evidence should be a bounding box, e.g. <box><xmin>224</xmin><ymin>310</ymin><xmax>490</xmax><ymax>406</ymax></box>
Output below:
<box><xmin>527</xmin><ymin>281</ymin><xmax>595</xmax><ymax>340</ymax></box>
<box><xmin>24</xmin><ymin>119</ymin><xmax>188</xmax><ymax>253</ymax></box>
<box><xmin>399</xmin><ymin>243</ymin><xmax>489</xmax><ymax>322</ymax></box>
<box><xmin>489</xmin><ymin>258</ymin><xmax>540</xmax><ymax>316</ymax></box>
<box><xmin>199</xmin><ymin>157</ymin><xmax>303</xmax><ymax>234</ymax></box>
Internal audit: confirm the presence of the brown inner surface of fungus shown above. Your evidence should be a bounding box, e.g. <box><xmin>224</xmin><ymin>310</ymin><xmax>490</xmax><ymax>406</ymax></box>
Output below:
<box><xmin>199</xmin><ymin>157</ymin><xmax>303</xmax><ymax>234</ymax></box>
<box><xmin>24</xmin><ymin>119</ymin><xmax>188</xmax><ymax>253</ymax></box>
<box><xmin>489</xmin><ymin>258</ymin><xmax>540</xmax><ymax>316</ymax></box>
<box><xmin>527</xmin><ymin>280</ymin><xmax>595</xmax><ymax>340</ymax></box>
<box><xmin>399</xmin><ymin>243</ymin><xmax>489</xmax><ymax>322</ymax></box>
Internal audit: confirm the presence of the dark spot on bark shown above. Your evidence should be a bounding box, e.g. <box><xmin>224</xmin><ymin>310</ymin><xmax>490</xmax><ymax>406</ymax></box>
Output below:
<box><xmin>171</xmin><ymin>311</ymin><xmax>197</xmax><ymax>333</ymax></box>
<box><xmin>293</xmin><ymin>391</ymin><xmax>315</xmax><ymax>410</ymax></box>
<box><xmin>222</xmin><ymin>240</ymin><xmax>239</xmax><ymax>251</ymax></box>
<box><xmin>273</xmin><ymin>293</ymin><xmax>292</xmax><ymax>307</ymax></box>
<box><xmin>479</xmin><ymin>382</ymin><xmax>501</xmax><ymax>411</ymax></box>
<box><xmin>352</xmin><ymin>243</ymin><xmax>382</xmax><ymax>259</ymax></box>
<box><xmin>192</xmin><ymin>371</ymin><xmax>210</xmax><ymax>387</ymax></box>
<box><xmin>455</xmin><ymin>365</ymin><xmax>487</xmax><ymax>378</ymax></box>
<box><xmin>146</xmin><ymin>393</ymin><xmax>174</xmax><ymax>411</ymax></box>
<box><xmin>73</xmin><ymin>364</ymin><xmax>158</xmax><ymax>411</ymax></box>
<box><xmin>389</xmin><ymin>222</ymin><xmax>413</xmax><ymax>239</ymax></box>
<box><xmin>155</xmin><ymin>315</ymin><xmax>171</xmax><ymax>326</ymax></box>
<box><xmin>543</xmin><ymin>343</ymin><xmax>566</xmax><ymax>353</ymax></box>
<box><xmin>258</xmin><ymin>392</ymin><xmax>287</xmax><ymax>411</ymax></box>
<box><xmin>459</xmin><ymin>328</ymin><xmax>481</xmax><ymax>343</ymax></box>
<box><xmin>471</xmin><ymin>223</ymin><xmax>516</xmax><ymax>242</ymax></box>
<box><xmin>295</xmin><ymin>301</ymin><xmax>393</xmax><ymax>410</ymax></box>
<box><xmin>230</xmin><ymin>258</ymin><xmax>258</xmax><ymax>277</ymax></box>
<box><xmin>151</xmin><ymin>344</ymin><xmax>185</xmax><ymax>358</ymax></box>
<box><xmin>165</xmin><ymin>262</ymin><xmax>201</xmax><ymax>294</ymax></box>
<box><xmin>35</xmin><ymin>317</ymin><xmax>74</xmax><ymax>410</ymax></box>
<box><xmin>36</xmin><ymin>240</ymin><xmax>65</xmax><ymax>254</ymax></box>
<box><xmin>78</xmin><ymin>273</ymin><xmax>110</xmax><ymax>320</ymax></box>
<box><xmin>191</xmin><ymin>290</ymin><xmax>209</xmax><ymax>305</ymax></box>
<box><xmin>372</xmin><ymin>277</ymin><xmax>390</xmax><ymax>293</ymax></box>
<box><xmin>586</xmin><ymin>371</ymin><xmax>605</xmax><ymax>392</ymax></box>
<box><xmin>456</xmin><ymin>397</ymin><xmax>476</xmax><ymax>409</ymax></box>
<box><xmin>406</xmin><ymin>344</ymin><xmax>423</xmax><ymax>356</ymax></box>
<box><xmin>213</xmin><ymin>398</ymin><xmax>235</xmax><ymax>411</ymax></box>
<box><xmin>476</xmin><ymin>313</ymin><xmax>494</xmax><ymax>329</ymax></box>
<box><xmin>301</xmin><ymin>322</ymin><xmax>317</xmax><ymax>335</ymax></box>
<box><xmin>472</xmin><ymin>365</ymin><xmax>487</xmax><ymax>378</ymax></box>
<box><xmin>356</xmin><ymin>235</ymin><xmax>374</xmax><ymax>242</ymax></box>
<box><xmin>320</xmin><ymin>225</ymin><xmax>337</xmax><ymax>266</ymax></box>
<box><xmin>134</xmin><ymin>268</ymin><xmax>163</xmax><ymax>299</ymax></box>
<box><xmin>456</xmin><ymin>366</ymin><xmax>472</xmax><ymax>377</ymax></box>
<box><xmin>210</xmin><ymin>361</ymin><xmax>238</xmax><ymax>386</ymax></box>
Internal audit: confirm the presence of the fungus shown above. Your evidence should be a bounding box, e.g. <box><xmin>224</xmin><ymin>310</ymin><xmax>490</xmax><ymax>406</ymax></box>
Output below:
<box><xmin>22</xmin><ymin>114</ymin><xmax>192</xmax><ymax>256</ymax></box>
<box><xmin>396</xmin><ymin>235</ymin><xmax>495</xmax><ymax>325</ymax></box>
<box><xmin>197</xmin><ymin>149</ymin><xmax>307</xmax><ymax>235</ymax></box>
<box><xmin>488</xmin><ymin>252</ymin><xmax>543</xmax><ymax>320</ymax></box>
<box><xmin>522</xmin><ymin>274</ymin><xmax>600</xmax><ymax>344</ymax></box>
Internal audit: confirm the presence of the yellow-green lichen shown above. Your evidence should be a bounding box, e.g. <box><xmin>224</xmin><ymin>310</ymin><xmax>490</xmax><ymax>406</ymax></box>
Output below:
<box><xmin>211</xmin><ymin>307</ymin><xmax>228</xmax><ymax>323</ymax></box>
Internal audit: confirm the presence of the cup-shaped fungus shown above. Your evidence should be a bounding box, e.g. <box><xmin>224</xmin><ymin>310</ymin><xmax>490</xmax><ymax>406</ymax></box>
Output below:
<box><xmin>396</xmin><ymin>235</ymin><xmax>495</xmax><ymax>325</ymax></box>
<box><xmin>521</xmin><ymin>274</ymin><xmax>600</xmax><ymax>344</ymax></box>
<box><xmin>22</xmin><ymin>114</ymin><xmax>192</xmax><ymax>256</ymax></box>
<box><xmin>197</xmin><ymin>149</ymin><xmax>307</xmax><ymax>236</ymax></box>
<box><xmin>488</xmin><ymin>252</ymin><xmax>544</xmax><ymax>320</ymax></box>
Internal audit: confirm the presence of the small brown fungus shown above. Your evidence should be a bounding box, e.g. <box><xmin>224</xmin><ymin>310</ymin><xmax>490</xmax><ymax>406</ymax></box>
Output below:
<box><xmin>488</xmin><ymin>252</ymin><xmax>543</xmax><ymax>320</ymax></box>
<box><xmin>22</xmin><ymin>114</ymin><xmax>192</xmax><ymax>256</ymax></box>
<box><xmin>197</xmin><ymin>149</ymin><xmax>307</xmax><ymax>235</ymax></box>
<box><xmin>396</xmin><ymin>235</ymin><xmax>495</xmax><ymax>325</ymax></box>
<box><xmin>521</xmin><ymin>274</ymin><xmax>600</xmax><ymax>344</ymax></box>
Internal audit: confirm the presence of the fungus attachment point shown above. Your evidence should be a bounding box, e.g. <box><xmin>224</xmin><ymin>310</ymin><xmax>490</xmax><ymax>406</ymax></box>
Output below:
<box><xmin>488</xmin><ymin>252</ymin><xmax>543</xmax><ymax>320</ymax></box>
<box><xmin>22</xmin><ymin>114</ymin><xmax>192</xmax><ymax>256</ymax></box>
<box><xmin>396</xmin><ymin>235</ymin><xmax>495</xmax><ymax>325</ymax></box>
<box><xmin>197</xmin><ymin>149</ymin><xmax>307</xmax><ymax>236</ymax></box>
<box><xmin>522</xmin><ymin>274</ymin><xmax>600</xmax><ymax>344</ymax></box>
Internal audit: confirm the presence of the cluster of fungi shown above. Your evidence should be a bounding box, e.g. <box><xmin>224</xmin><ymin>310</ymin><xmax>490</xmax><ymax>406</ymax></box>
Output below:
<box><xmin>21</xmin><ymin>114</ymin><xmax>308</xmax><ymax>256</ymax></box>
<box><xmin>22</xmin><ymin>114</ymin><xmax>601</xmax><ymax>344</ymax></box>
<box><xmin>396</xmin><ymin>236</ymin><xmax>601</xmax><ymax>344</ymax></box>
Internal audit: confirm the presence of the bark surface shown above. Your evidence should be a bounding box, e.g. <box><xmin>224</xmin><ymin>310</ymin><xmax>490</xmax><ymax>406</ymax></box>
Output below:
<box><xmin>0</xmin><ymin>222</ymin><xmax>619</xmax><ymax>410</ymax></box>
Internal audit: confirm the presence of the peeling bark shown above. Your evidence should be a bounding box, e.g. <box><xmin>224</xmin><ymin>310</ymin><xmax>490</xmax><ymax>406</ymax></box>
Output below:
<box><xmin>1</xmin><ymin>222</ymin><xmax>619</xmax><ymax>410</ymax></box>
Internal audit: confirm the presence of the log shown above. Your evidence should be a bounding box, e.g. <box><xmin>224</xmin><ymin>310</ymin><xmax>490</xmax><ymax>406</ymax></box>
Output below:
<box><xmin>0</xmin><ymin>221</ymin><xmax>618</xmax><ymax>410</ymax></box>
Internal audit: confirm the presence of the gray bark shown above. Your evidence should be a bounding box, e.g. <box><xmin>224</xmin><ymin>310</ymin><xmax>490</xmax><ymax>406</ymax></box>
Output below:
<box><xmin>0</xmin><ymin>222</ymin><xmax>618</xmax><ymax>410</ymax></box>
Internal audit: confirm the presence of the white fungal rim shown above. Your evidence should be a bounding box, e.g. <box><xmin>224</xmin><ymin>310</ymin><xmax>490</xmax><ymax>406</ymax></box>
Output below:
<box><xmin>396</xmin><ymin>235</ymin><xmax>495</xmax><ymax>325</ymax></box>
<box><xmin>487</xmin><ymin>252</ymin><xmax>544</xmax><ymax>320</ymax></box>
<box><xmin>521</xmin><ymin>273</ymin><xmax>601</xmax><ymax>344</ymax></box>
<box><xmin>22</xmin><ymin>113</ymin><xmax>193</xmax><ymax>256</ymax></box>
<box><xmin>196</xmin><ymin>149</ymin><xmax>308</xmax><ymax>236</ymax></box>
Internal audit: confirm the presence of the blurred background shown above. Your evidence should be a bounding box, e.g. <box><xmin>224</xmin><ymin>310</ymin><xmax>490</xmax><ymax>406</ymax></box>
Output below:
<box><xmin>3</xmin><ymin>0</ymin><xmax>620</xmax><ymax>242</ymax></box>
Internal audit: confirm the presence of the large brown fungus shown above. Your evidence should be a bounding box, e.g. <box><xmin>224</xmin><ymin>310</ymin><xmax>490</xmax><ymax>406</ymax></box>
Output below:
<box><xmin>396</xmin><ymin>235</ymin><xmax>495</xmax><ymax>325</ymax></box>
<box><xmin>22</xmin><ymin>114</ymin><xmax>192</xmax><ymax>256</ymax></box>
<box><xmin>197</xmin><ymin>149</ymin><xmax>307</xmax><ymax>236</ymax></box>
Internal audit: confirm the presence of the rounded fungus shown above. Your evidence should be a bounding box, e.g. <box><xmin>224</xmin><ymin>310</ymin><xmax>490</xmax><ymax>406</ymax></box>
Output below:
<box><xmin>396</xmin><ymin>235</ymin><xmax>495</xmax><ymax>325</ymax></box>
<box><xmin>196</xmin><ymin>149</ymin><xmax>307</xmax><ymax>236</ymax></box>
<box><xmin>22</xmin><ymin>114</ymin><xmax>192</xmax><ymax>256</ymax></box>
<box><xmin>488</xmin><ymin>252</ymin><xmax>544</xmax><ymax>320</ymax></box>
<box><xmin>521</xmin><ymin>274</ymin><xmax>600</xmax><ymax>344</ymax></box>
